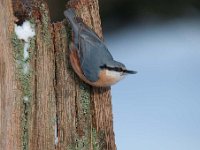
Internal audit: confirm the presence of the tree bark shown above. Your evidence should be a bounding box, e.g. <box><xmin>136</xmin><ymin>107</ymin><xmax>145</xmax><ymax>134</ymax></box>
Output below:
<box><xmin>0</xmin><ymin>0</ymin><xmax>116</xmax><ymax>150</ymax></box>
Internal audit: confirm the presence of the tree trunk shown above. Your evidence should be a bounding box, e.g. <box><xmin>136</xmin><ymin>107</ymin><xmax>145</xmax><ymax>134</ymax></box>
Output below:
<box><xmin>0</xmin><ymin>0</ymin><xmax>116</xmax><ymax>150</ymax></box>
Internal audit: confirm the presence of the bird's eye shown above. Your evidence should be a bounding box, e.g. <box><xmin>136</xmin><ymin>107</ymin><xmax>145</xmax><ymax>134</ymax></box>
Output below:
<box><xmin>115</xmin><ymin>67</ymin><xmax>123</xmax><ymax>72</ymax></box>
<box><xmin>100</xmin><ymin>64</ymin><xmax>107</xmax><ymax>69</ymax></box>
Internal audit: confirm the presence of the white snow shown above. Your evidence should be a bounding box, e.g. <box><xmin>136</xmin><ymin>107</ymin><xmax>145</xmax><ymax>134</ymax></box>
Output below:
<box><xmin>54</xmin><ymin>120</ymin><xmax>58</xmax><ymax>145</ymax></box>
<box><xmin>23</xmin><ymin>96</ymin><xmax>29</xmax><ymax>102</ymax></box>
<box><xmin>24</xmin><ymin>42</ymin><xmax>30</xmax><ymax>61</ymax></box>
<box><xmin>15</xmin><ymin>20</ymin><xmax>36</xmax><ymax>102</ymax></box>
<box><xmin>14</xmin><ymin>20</ymin><xmax>35</xmax><ymax>75</ymax></box>
<box><xmin>23</xmin><ymin>63</ymin><xmax>29</xmax><ymax>74</ymax></box>
<box><xmin>15</xmin><ymin>21</ymin><xmax>35</xmax><ymax>42</ymax></box>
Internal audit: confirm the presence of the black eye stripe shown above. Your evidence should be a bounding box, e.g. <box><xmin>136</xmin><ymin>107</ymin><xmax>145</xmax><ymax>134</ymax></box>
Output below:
<box><xmin>100</xmin><ymin>65</ymin><xmax>137</xmax><ymax>74</ymax></box>
<box><xmin>100</xmin><ymin>65</ymin><xmax>123</xmax><ymax>72</ymax></box>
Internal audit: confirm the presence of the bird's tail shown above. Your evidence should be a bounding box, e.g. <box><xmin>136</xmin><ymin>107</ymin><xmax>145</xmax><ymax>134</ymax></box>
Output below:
<box><xmin>64</xmin><ymin>8</ymin><xmax>79</xmax><ymax>48</ymax></box>
<box><xmin>64</xmin><ymin>8</ymin><xmax>78</xmax><ymax>32</ymax></box>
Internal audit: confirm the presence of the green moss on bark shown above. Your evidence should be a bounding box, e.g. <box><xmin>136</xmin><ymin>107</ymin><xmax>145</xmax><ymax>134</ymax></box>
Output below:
<box><xmin>79</xmin><ymin>84</ymin><xmax>90</xmax><ymax>115</ymax></box>
<box><xmin>38</xmin><ymin>2</ymin><xmax>52</xmax><ymax>44</ymax></box>
<box><xmin>11</xmin><ymin>27</ymin><xmax>35</xmax><ymax>150</ymax></box>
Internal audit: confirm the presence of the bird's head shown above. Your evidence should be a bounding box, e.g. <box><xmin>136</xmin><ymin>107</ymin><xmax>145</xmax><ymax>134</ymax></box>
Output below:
<box><xmin>100</xmin><ymin>60</ymin><xmax>137</xmax><ymax>83</ymax></box>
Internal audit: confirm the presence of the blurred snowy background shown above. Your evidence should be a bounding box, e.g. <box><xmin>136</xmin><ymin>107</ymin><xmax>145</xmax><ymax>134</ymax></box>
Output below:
<box><xmin>105</xmin><ymin>17</ymin><xmax>200</xmax><ymax>150</ymax></box>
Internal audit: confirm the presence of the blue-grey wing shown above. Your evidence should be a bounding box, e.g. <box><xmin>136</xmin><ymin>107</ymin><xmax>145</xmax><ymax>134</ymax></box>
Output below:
<box><xmin>79</xmin><ymin>30</ymin><xmax>113</xmax><ymax>82</ymax></box>
<box><xmin>76</xmin><ymin>17</ymin><xmax>101</xmax><ymax>42</ymax></box>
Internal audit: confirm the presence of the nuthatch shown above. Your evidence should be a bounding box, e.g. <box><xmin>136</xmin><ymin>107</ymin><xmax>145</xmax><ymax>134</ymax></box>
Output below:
<box><xmin>64</xmin><ymin>8</ymin><xmax>137</xmax><ymax>87</ymax></box>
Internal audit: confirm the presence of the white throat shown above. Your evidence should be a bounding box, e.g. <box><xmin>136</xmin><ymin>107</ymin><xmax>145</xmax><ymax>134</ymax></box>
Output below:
<box><xmin>105</xmin><ymin>70</ymin><xmax>125</xmax><ymax>82</ymax></box>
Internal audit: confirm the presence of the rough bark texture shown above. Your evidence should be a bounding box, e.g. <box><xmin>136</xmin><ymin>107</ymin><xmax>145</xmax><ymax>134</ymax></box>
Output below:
<box><xmin>0</xmin><ymin>0</ymin><xmax>23</xmax><ymax>149</ymax></box>
<box><xmin>0</xmin><ymin>0</ymin><xmax>116</xmax><ymax>150</ymax></box>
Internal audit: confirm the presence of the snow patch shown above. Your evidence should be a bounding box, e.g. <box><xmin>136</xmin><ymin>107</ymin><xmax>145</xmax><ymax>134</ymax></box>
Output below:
<box><xmin>15</xmin><ymin>20</ymin><xmax>35</xmax><ymax>102</ymax></box>
<box><xmin>23</xmin><ymin>96</ymin><xmax>29</xmax><ymax>102</ymax></box>
<box><xmin>54</xmin><ymin>119</ymin><xmax>58</xmax><ymax>145</ymax></box>
<box><xmin>14</xmin><ymin>20</ymin><xmax>35</xmax><ymax>73</ymax></box>
<box><xmin>24</xmin><ymin>42</ymin><xmax>30</xmax><ymax>61</ymax></box>
<box><xmin>15</xmin><ymin>21</ymin><xmax>35</xmax><ymax>42</ymax></box>
<box><xmin>23</xmin><ymin>63</ymin><xmax>30</xmax><ymax>74</ymax></box>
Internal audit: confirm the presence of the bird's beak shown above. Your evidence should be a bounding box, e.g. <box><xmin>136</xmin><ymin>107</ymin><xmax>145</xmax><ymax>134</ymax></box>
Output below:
<box><xmin>123</xmin><ymin>70</ymin><xmax>137</xmax><ymax>74</ymax></box>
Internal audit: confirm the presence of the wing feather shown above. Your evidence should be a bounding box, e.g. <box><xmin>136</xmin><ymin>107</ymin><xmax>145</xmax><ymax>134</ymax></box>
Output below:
<box><xmin>78</xmin><ymin>28</ymin><xmax>113</xmax><ymax>82</ymax></box>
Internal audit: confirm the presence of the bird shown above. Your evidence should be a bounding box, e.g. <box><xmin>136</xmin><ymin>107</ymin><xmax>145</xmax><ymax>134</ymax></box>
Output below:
<box><xmin>64</xmin><ymin>8</ymin><xmax>137</xmax><ymax>87</ymax></box>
